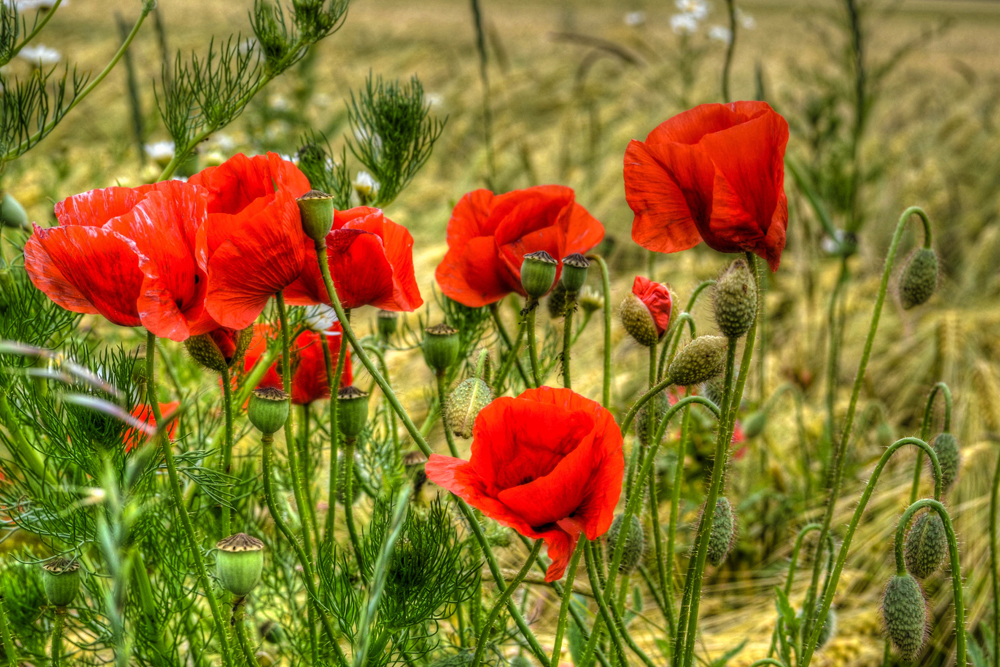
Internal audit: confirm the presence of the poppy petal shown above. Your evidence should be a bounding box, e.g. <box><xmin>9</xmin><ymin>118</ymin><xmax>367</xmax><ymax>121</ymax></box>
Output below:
<box><xmin>54</xmin><ymin>187</ymin><xmax>143</xmax><ymax>227</ymax></box>
<box><xmin>436</xmin><ymin>237</ymin><xmax>514</xmax><ymax>308</ymax></box>
<box><xmin>446</xmin><ymin>189</ymin><xmax>497</xmax><ymax>249</ymax></box>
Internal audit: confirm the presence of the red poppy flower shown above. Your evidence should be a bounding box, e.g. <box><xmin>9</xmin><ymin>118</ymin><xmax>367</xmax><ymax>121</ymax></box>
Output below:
<box><xmin>624</xmin><ymin>102</ymin><xmax>789</xmax><ymax>271</ymax></box>
<box><xmin>435</xmin><ymin>186</ymin><xmax>605</xmax><ymax>308</ymax></box>
<box><xmin>126</xmin><ymin>401</ymin><xmax>180</xmax><ymax>451</ymax></box>
<box><xmin>632</xmin><ymin>276</ymin><xmax>672</xmax><ymax>338</ymax></box>
<box><xmin>284</xmin><ymin>206</ymin><xmax>422</xmax><ymax>312</ymax></box>
<box><xmin>25</xmin><ymin>182</ymin><xmax>216</xmax><ymax>339</ymax></box>
<box><xmin>191</xmin><ymin>153</ymin><xmax>312</xmax><ymax>329</ymax></box>
<box><xmin>425</xmin><ymin>386</ymin><xmax>624</xmax><ymax>582</ymax></box>
<box><xmin>242</xmin><ymin>324</ymin><xmax>352</xmax><ymax>405</ymax></box>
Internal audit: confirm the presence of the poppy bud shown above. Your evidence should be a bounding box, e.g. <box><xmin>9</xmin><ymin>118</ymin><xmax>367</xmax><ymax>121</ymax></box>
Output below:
<box><xmin>446</xmin><ymin>378</ymin><xmax>493</xmax><ymax>439</ymax></box>
<box><xmin>259</xmin><ymin>620</ymin><xmax>286</xmax><ymax>644</ymax></box>
<box><xmin>703</xmin><ymin>377</ymin><xmax>725</xmax><ymax>406</ymax></box>
<box><xmin>520</xmin><ymin>251</ymin><xmax>558</xmax><ymax>299</ymax></box>
<box><xmin>215</xmin><ymin>533</ymin><xmax>265</xmax><ymax>598</ymax></box>
<box><xmin>899</xmin><ymin>248</ymin><xmax>938</xmax><ymax>310</ymax></box>
<box><xmin>706</xmin><ymin>497</ymin><xmax>736</xmax><ymax>566</ymax></box>
<box><xmin>877</xmin><ymin>421</ymin><xmax>896</xmax><ymax>449</ymax></box>
<box><xmin>634</xmin><ymin>393</ymin><xmax>668</xmax><ymax>444</ymax></box>
<box><xmin>248</xmin><ymin>387</ymin><xmax>290</xmax><ymax>435</ymax></box>
<box><xmin>547</xmin><ymin>282</ymin><xmax>569</xmax><ymax>318</ymax></box>
<box><xmin>931</xmin><ymin>432</ymin><xmax>960</xmax><ymax>493</ymax></box>
<box><xmin>579</xmin><ymin>286</ymin><xmax>604</xmax><ymax>316</ymax></box>
<box><xmin>185</xmin><ymin>327</ymin><xmax>253</xmax><ymax>373</ymax></box>
<box><xmin>904</xmin><ymin>511</ymin><xmax>947</xmax><ymax>579</ymax></box>
<box><xmin>881</xmin><ymin>574</ymin><xmax>927</xmax><ymax>662</ymax></box>
<box><xmin>742</xmin><ymin>410</ymin><xmax>767</xmax><ymax>439</ymax></box>
<box><xmin>666</xmin><ymin>335</ymin><xmax>728</xmax><ymax>386</ymax></box>
<box><xmin>713</xmin><ymin>258</ymin><xmax>757</xmax><ymax>339</ymax></box>
<box><xmin>422</xmin><ymin>323</ymin><xmax>460</xmax><ymax>373</ymax></box>
<box><xmin>337</xmin><ymin>386</ymin><xmax>370</xmax><ymax>438</ymax></box>
<box><xmin>606</xmin><ymin>513</ymin><xmax>645</xmax><ymax>574</ymax></box>
<box><xmin>619</xmin><ymin>293</ymin><xmax>659</xmax><ymax>347</ymax></box>
<box><xmin>560</xmin><ymin>253</ymin><xmax>590</xmax><ymax>293</ymax></box>
<box><xmin>378</xmin><ymin>310</ymin><xmax>399</xmax><ymax>339</ymax></box>
<box><xmin>1</xmin><ymin>192</ymin><xmax>28</xmax><ymax>230</ymax></box>
<box><xmin>296</xmin><ymin>190</ymin><xmax>336</xmax><ymax>243</ymax></box>
<box><xmin>42</xmin><ymin>558</ymin><xmax>80</xmax><ymax>607</ymax></box>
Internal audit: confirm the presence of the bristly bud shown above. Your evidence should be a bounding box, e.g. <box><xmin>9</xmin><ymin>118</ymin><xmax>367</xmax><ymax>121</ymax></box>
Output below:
<box><xmin>560</xmin><ymin>253</ymin><xmax>590</xmax><ymax>293</ymax></box>
<box><xmin>931</xmin><ymin>432</ymin><xmax>960</xmax><ymax>493</ymax></box>
<box><xmin>742</xmin><ymin>410</ymin><xmax>767</xmax><ymax>439</ymax></box>
<box><xmin>296</xmin><ymin>190</ymin><xmax>335</xmax><ymax>242</ymax></box>
<box><xmin>619</xmin><ymin>293</ymin><xmax>659</xmax><ymax>347</ymax></box>
<box><xmin>899</xmin><ymin>248</ymin><xmax>938</xmax><ymax>310</ymax></box>
<box><xmin>422</xmin><ymin>323</ymin><xmax>460</xmax><ymax>373</ymax></box>
<box><xmin>337</xmin><ymin>386</ymin><xmax>370</xmax><ymax>438</ymax></box>
<box><xmin>1</xmin><ymin>192</ymin><xmax>28</xmax><ymax>230</ymax></box>
<box><xmin>877</xmin><ymin>421</ymin><xmax>896</xmax><ymax>449</ymax></box>
<box><xmin>703</xmin><ymin>377</ymin><xmax>725</xmax><ymax>406</ymax></box>
<box><xmin>248</xmin><ymin>387</ymin><xmax>290</xmax><ymax>435</ymax></box>
<box><xmin>713</xmin><ymin>258</ymin><xmax>757</xmax><ymax>339</ymax></box>
<box><xmin>216</xmin><ymin>533</ymin><xmax>265</xmax><ymax>598</ymax></box>
<box><xmin>606</xmin><ymin>513</ymin><xmax>645</xmax><ymax>574</ymax></box>
<box><xmin>446</xmin><ymin>378</ymin><xmax>493</xmax><ymax>439</ymax></box>
<box><xmin>184</xmin><ymin>327</ymin><xmax>253</xmax><ymax>373</ymax></box>
<box><xmin>634</xmin><ymin>393</ymin><xmax>668</xmax><ymax>443</ymax></box>
<box><xmin>377</xmin><ymin>310</ymin><xmax>399</xmax><ymax>339</ymax></box>
<box><xmin>547</xmin><ymin>282</ymin><xmax>569</xmax><ymax>318</ymax></box>
<box><xmin>520</xmin><ymin>251</ymin><xmax>558</xmax><ymax>299</ymax></box>
<box><xmin>706</xmin><ymin>497</ymin><xmax>736</xmax><ymax>566</ymax></box>
<box><xmin>41</xmin><ymin>558</ymin><xmax>80</xmax><ymax>607</ymax></box>
<box><xmin>881</xmin><ymin>574</ymin><xmax>928</xmax><ymax>662</ymax></box>
<box><xmin>667</xmin><ymin>336</ymin><xmax>728</xmax><ymax>386</ymax></box>
<box><xmin>904</xmin><ymin>511</ymin><xmax>947</xmax><ymax>579</ymax></box>
<box><xmin>579</xmin><ymin>286</ymin><xmax>604</xmax><ymax>316</ymax></box>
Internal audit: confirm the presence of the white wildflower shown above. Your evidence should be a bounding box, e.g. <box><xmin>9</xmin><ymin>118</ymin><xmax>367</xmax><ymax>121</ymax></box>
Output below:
<box><xmin>624</xmin><ymin>11</ymin><xmax>645</xmax><ymax>27</ymax></box>
<box><xmin>304</xmin><ymin>305</ymin><xmax>340</xmax><ymax>333</ymax></box>
<box><xmin>737</xmin><ymin>9</ymin><xmax>756</xmax><ymax>29</ymax></box>
<box><xmin>670</xmin><ymin>13</ymin><xmax>699</xmax><ymax>35</ymax></box>
<box><xmin>144</xmin><ymin>141</ymin><xmax>175</xmax><ymax>167</ymax></box>
<box><xmin>18</xmin><ymin>44</ymin><xmax>61</xmax><ymax>66</ymax></box>
<box><xmin>709</xmin><ymin>25</ymin><xmax>732</xmax><ymax>44</ymax></box>
<box><xmin>675</xmin><ymin>0</ymin><xmax>708</xmax><ymax>20</ymax></box>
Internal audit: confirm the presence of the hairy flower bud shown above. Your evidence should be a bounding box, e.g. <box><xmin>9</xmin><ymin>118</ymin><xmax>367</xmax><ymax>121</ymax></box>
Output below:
<box><xmin>899</xmin><ymin>248</ymin><xmax>938</xmax><ymax>310</ymax></box>
<box><xmin>904</xmin><ymin>511</ymin><xmax>947</xmax><ymax>579</ymax></box>
<box><xmin>706</xmin><ymin>497</ymin><xmax>736</xmax><ymax>566</ymax></box>
<box><xmin>337</xmin><ymin>386</ymin><xmax>370</xmax><ymax>438</ymax></box>
<box><xmin>248</xmin><ymin>387</ymin><xmax>290</xmax><ymax>435</ymax></box>
<box><xmin>216</xmin><ymin>533</ymin><xmax>265</xmax><ymax>598</ymax></box>
<box><xmin>1</xmin><ymin>192</ymin><xmax>28</xmax><ymax>230</ymax></box>
<box><xmin>634</xmin><ymin>393</ymin><xmax>668</xmax><ymax>444</ymax></box>
<box><xmin>560</xmin><ymin>253</ymin><xmax>590</xmax><ymax>293</ymax></box>
<box><xmin>446</xmin><ymin>378</ymin><xmax>493</xmax><ymax>439</ymax></box>
<box><xmin>422</xmin><ymin>323</ymin><xmax>460</xmax><ymax>373</ymax></box>
<box><xmin>185</xmin><ymin>327</ymin><xmax>253</xmax><ymax>373</ymax></box>
<box><xmin>520</xmin><ymin>251</ymin><xmax>558</xmax><ymax>299</ymax></box>
<box><xmin>606</xmin><ymin>513</ymin><xmax>645</xmax><ymax>575</ymax></box>
<box><xmin>42</xmin><ymin>558</ymin><xmax>80</xmax><ymax>607</ymax></box>
<box><xmin>881</xmin><ymin>574</ymin><xmax>927</xmax><ymax>662</ymax></box>
<box><xmin>931</xmin><ymin>432</ymin><xmax>960</xmax><ymax>493</ymax></box>
<box><xmin>296</xmin><ymin>190</ymin><xmax>335</xmax><ymax>243</ymax></box>
<box><xmin>377</xmin><ymin>310</ymin><xmax>399</xmax><ymax>339</ymax></box>
<box><xmin>713</xmin><ymin>258</ymin><xmax>757</xmax><ymax>339</ymax></box>
<box><xmin>667</xmin><ymin>336</ymin><xmax>728</xmax><ymax>386</ymax></box>
<box><xmin>619</xmin><ymin>293</ymin><xmax>659</xmax><ymax>347</ymax></box>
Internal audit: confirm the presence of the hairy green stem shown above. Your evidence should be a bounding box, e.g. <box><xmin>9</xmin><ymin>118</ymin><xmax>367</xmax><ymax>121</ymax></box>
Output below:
<box><xmin>437</xmin><ymin>372</ymin><xmax>460</xmax><ymax>457</ymax></box>
<box><xmin>526</xmin><ymin>303</ymin><xmax>542</xmax><ymax>387</ymax></box>
<box><xmin>300</xmin><ymin>403</ymin><xmax>321</xmax><ymax>549</ymax></box>
<box><xmin>991</xmin><ymin>436</ymin><xmax>1000</xmax><ymax>667</ymax></box>
<box><xmin>51</xmin><ymin>609</ymin><xmax>65</xmax><ymax>667</ymax></box>
<box><xmin>910</xmin><ymin>382</ymin><xmax>951</xmax><ymax>504</ymax></box>
<box><xmin>549</xmin><ymin>539</ymin><xmax>585</xmax><ymax>666</ymax></box>
<box><xmin>494</xmin><ymin>311</ymin><xmax>527</xmax><ymax>393</ymax></box>
<box><xmin>587</xmin><ymin>255</ymin><xmax>613</xmax><ymax>408</ymax></box>
<box><xmin>232</xmin><ymin>599</ymin><xmax>258</xmax><ymax>667</ymax></box>
<box><xmin>721</xmin><ymin>0</ymin><xmax>737</xmax><ymax>102</ymax></box>
<box><xmin>219</xmin><ymin>365</ymin><xmax>235</xmax><ymax>538</ymax></box>
<box><xmin>562</xmin><ymin>294</ymin><xmax>576</xmax><ymax>389</ymax></box>
<box><xmin>490</xmin><ymin>302</ymin><xmax>530</xmax><ymax>387</ymax></box>
<box><xmin>583</xmin><ymin>540</ymin><xmax>628</xmax><ymax>667</ymax></box>
<box><xmin>323</xmin><ymin>321</ymin><xmax>349</xmax><ymax>549</ymax></box>
<box><xmin>664</xmin><ymin>390</ymin><xmax>694</xmax><ymax>637</ymax></box>
<box><xmin>343</xmin><ymin>437</ymin><xmax>366</xmax><ymax>580</ymax></box>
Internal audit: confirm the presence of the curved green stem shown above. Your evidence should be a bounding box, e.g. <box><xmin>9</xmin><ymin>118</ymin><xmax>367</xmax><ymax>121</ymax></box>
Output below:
<box><xmin>436</xmin><ymin>372</ymin><xmax>460</xmax><ymax>457</ymax></box>
<box><xmin>582</xmin><ymin>541</ymin><xmax>627</xmax><ymax>667</ymax></box>
<box><xmin>587</xmin><ymin>255</ymin><xmax>612</xmax><ymax>408</ymax></box>
<box><xmin>549</xmin><ymin>539</ymin><xmax>585</xmax><ymax>666</ymax></box>
<box><xmin>490</xmin><ymin>302</ymin><xmax>530</xmax><ymax>387</ymax></box>
<box><xmin>494</xmin><ymin>313</ymin><xmax>527</xmax><ymax>393</ymax></box>
<box><xmin>562</xmin><ymin>294</ymin><xmax>576</xmax><ymax>389</ymax></box>
<box><xmin>526</xmin><ymin>302</ymin><xmax>542</xmax><ymax>387</ymax></box>
<box><xmin>910</xmin><ymin>382</ymin><xmax>952</xmax><ymax>504</ymax></box>
<box><xmin>664</xmin><ymin>390</ymin><xmax>694</xmax><ymax>638</ymax></box>
<box><xmin>658</xmin><ymin>312</ymin><xmax>696</xmax><ymax>382</ymax></box>
<box><xmin>343</xmin><ymin>437</ymin><xmax>366</xmax><ymax>580</ymax></box>
<box><xmin>323</xmin><ymin>322</ymin><xmax>349</xmax><ymax>549</ymax></box>
<box><xmin>219</xmin><ymin>365</ymin><xmax>235</xmax><ymax>538</ymax></box>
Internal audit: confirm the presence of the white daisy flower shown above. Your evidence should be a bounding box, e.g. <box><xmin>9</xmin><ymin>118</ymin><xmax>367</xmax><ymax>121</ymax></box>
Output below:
<box><xmin>304</xmin><ymin>305</ymin><xmax>340</xmax><ymax>334</ymax></box>
<box><xmin>144</xmin><ymin>141</ymin><xmax>175</xmax><ymax>166</ymax></box>
<box><xmin>18</xmin><ymin>44</ymin><xmax>61</xmax><ymax>66</ymax></box>
<box><xmin>675</xmin><ymin>0</ymin><xmax>708</xmax><ymax>20</ymax></box>
<box><xmin>670</xmin><ymin>13</ymin><xmax>699</xmax><ymax>35</ymax></box>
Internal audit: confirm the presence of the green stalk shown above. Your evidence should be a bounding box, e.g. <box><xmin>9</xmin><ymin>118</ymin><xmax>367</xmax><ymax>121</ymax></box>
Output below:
<box><xmin>8</xmin><ymin>0</ymin><xmax>64</xmax><ymax>62</ymax></box>
<box><xmin>470</xmin><ymin>540</ymin><xmax>543</xmax><ymax>667</ymax></box>
<box><xmin>720</xmin><ymin>0</ymin><xmax>737</xmax><ymax>102</ymax></box>
<box><xmin>658</xmin><ymin>281</ymin><xmax>715</xmax><ymax>381</ymax></box>
<box><xmin>664</xmin><ymin>390</ymin><xmax>694</xmax><ymax>637</ymax></box>
<box><xmin>130</xmin><ymin>550</ymin><xmax>170</xmax><ymax>665</ymax></box>
<box><xmin>489</xmin><ymin>302</ymin><xmax>530</xmax><ymax>387</ymax></box>
<box><xmin>0</xmin><ymin>389</ymin><xmax>48</xmax><ymax>481</ymax></box>
<box><xmin>909</xmin><ymin>382</ymin><xmax>951</xmax><ymax>504</ymax></box>
<box><xmin>51</xmin><ymin>609</ymin><xmax>65</xmax><ymax>667</ymax></box>
<box><xmin>767</xmin><ymin>523</ymin><xmax>821</xmax><ymax>657</ymax></box>
<box><xmin>586</xmin><ymin>540</ymin><xmax>658</xmax><ymax>667</ymax></box>
<box><xmin>300</xmin><ymin>403</ymin><xmax>321</xmax><ymax>549</ymax></box>
<box><xmin>549</xmin><ymin>539</ymin><xmax>585</xmax><ymax>666</ymax></box>
<box><xmin>526</xmin><ymin>302</ymin><xmax>542</xmax><ymax>386</ymax></box>
<box><xmin>145</xmin><ymin>332</ymin><xmax>234</xmax><ymax>667</ymax></box>
<box><xmin>494</xmin><ymin>314</ymin><xmax>527</xmax><ymax>393</ymax></box>
<box><xmin>801</xmin><ymin>207</ymin><xmax>933</xmax><ymax>663</ymax></box>
<box><xmin>219</xmin><ymin>365</ymin><xmax>235</xmax><ymax>538</ymax></box>
<box><xmin>231</xmin><ymin>599</ymin><xmax>258</xmax><ymax>667</ymax></box>
<box><xmin>583</xmin><ymin>541</ymin><xmax>628</xmax><ymax>666</ymax></box>
<box><xmin>587</xmin><ymin>255</ymin><xmax>613</xmax><ymax>408</ymax></box>
<box><xmin>436</xmin><ymin>372</ymin><xmax>460</xmax><ymax>457</ymax></box>
<box><xmin>323</xmin><ymin>322</ymin><xmax>349</xmax><ymax>548</ymax></box>
<box><xmin>562</xmin><ymin>293</ymin><xmax>576</xmax><ymax>389</ymax></box>
<box><xmin>343</xmin><ymin>437</ymin><xmax>366</xmax><ymax>580</ymax></box>
<box><xmin>990</xmin><ymin>436</ymin><xmax>1000</xmax><ymax>667</ymax></box>
<box><xmin>0</xmin><ymin>585</ymin><xmax>17</xmax><ymax>667</ymax></box>
<box><xmin>824</xmin><ymin>258</ymin><xmax>850</xmax><ymax>448</ymax></box>
<box><xmin>892</xmin><ymin>499</ymin><xmax>965</xmax><ymax>667</ymax></box>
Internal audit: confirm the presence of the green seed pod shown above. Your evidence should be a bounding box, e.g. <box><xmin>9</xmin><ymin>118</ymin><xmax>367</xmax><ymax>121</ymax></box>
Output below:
<box><xmin>742</xmin><ymin>410</ymin><xmax>768</xmax><ymax>439</ymax></box>
<box><xmin>259</xmin><ymin>620</ymin><xmax>286</xmax><ymax>645</ymax></box>
<box><xmin>706</xmin><ymin>497</ymin><xmax>736</xmax><ymax>566</ymax></box>
<box><xmin>216</xmin><ymin>533</ymin><xmax>265</xmax><ymax>598</ymax></box>
<box><xmin>184</xmin><ymin>327</ymin><xmax>253</xmax><ymax>373</ymax></box>
<box><xmin>446</xmin><ymin>377</ymin><xmax>493</xmax><ymax>439</ymax></box>
<box><xmin>899</xmin><ymin>248</ymin><xmax>938</xmax><ymax>310</ymax></box>
<box><xmin>1</xmin><ymin>192</ymin><xmax>28</xmax><ymax>230</ymax></box>
<box><xmin>377</xmin><ymin>310</ymin><xmax>399</xmax><ymax>339</ymax></box>
<box><xmin>337</xmin><ymin>386</ymin><xmax>370</xmax><ymax>438</ymax></box>
<box><xmin>296</xmin><ymin>189</ymin><xmax>335</xmax><ymax>242</ymax></box>
<box><xmin>667</xmin><ymin>336</ymin><xmax>728</xmax><ymax>386</ymax></box>
<box><xmin>619</xmin><ymin>293</ymin><xmax>659</xmax><ymax>347</ymax></box>
<box><xmin>931</xmin><ymin>432</ymin><xmax>960</xmax><ymax>493</ymax></box>
<box><xmin>547</xmin><ymin>282</ymin><xmax>569</xmax><ymax>318</ymax></box>
<box><xmin>41</xmin><ymin>558</ymin><xmax>80</xmax><ymax>607</ymax></box>
<box><xmin>881</xmin><ymin>574</ymin><xmax>927</xmax><ymax>662</ymax></box>
<box><xmin>634</xmin><ymin>393</ymin><xmax>668</xmax><ymax>444</ymax></box>
<box><xmin>422</xmin><ymin>323</ymin><xmax>460</xmax><ymax>373</ymax></box>
<box><xmin>578</xmin><ymin>286</ymin><xmax>604</xmax><ymax>316</ymax></box>
<box><xmin>904</xmin><ymin>511</ymin><xmax>947</xmax><ymax>579</ymax></box>
<box><xmin>247</xmin><ymin>387</ymin><xmax>290</xmax><ymax>435</ymax></box>
<box><xmin>606</xmin><ymin>514</ymin><xmax>645</xmax><ymax>574</ymax></box>
<box><xmin>713</xmin><ymin>259</ymin><xmax>757</xmax><ymax>339</ymax></box>
<box><xmin>560</xmin><ymin>253</ymin><xmax>590</xmax><ymax>293</ymax></box>
<box><xmin>520</xmin><ymin>250</ymin><xmax>558</xmax><ymax>299</ymax></box>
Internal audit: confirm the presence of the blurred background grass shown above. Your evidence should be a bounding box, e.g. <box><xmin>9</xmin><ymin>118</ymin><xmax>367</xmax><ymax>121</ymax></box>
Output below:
<box><xmin>3</xmin><ymin>0</ymin><xmax>1000</xmax><ymax>665</ymax></box>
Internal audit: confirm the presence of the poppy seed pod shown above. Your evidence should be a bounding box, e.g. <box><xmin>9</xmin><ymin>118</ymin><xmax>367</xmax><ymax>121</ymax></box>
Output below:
<box><xmin>337</xmin><ymin>386</ymin><xmax>370</xmax><ymax>438</ymax></box>
<box><xmin>248</xmin><ymin>387</ymin><xmax>290</xmax><ymax>435</ymax></box>
<box><xmin>520</xmin><ymin>250</ymin><xmax>558</xmax><ymax>299</ymax></box>
<box><xmin>606</xmin><ymin>513</ymin><xmax>645</xmax><ymax>574</ymax></box>
<box><xmin>904</xmin><ymin>511</ymin><xmax>947</xmax><ymax>579</ymax></box>
<box><xmin>216</xmin><ymin>533</ymin><xmax>265</xmax><ymax>598</ymax></box>
<box><xmin>667</xmin><ymin>335</ymin><xmax>728</xmax><ymax>386</ymax></box>
<box><xmin>560</xmin><ymin>253</ymin><xmax>590</xmax><ymax>293</ymax></box>
<box><xmin>446</xmin><ymin>378</ymin><xmax>493</xmax><ymax>439</ymax></box>
<box><xmin>422</xmin><ymin>324</ymin><xmax>460</xmax><ymax>373</ymax></box>
<box><xmin>296</xmin><ymin>190</ymin><xmax>336</xmax><ymax>243</ymax></box>
<box><xmin>42</xmin><ymin>558</ymin><xmax>80</xmax><ymax>607</ymax></box>
<box><xmin>899</xmin><ymin>248</ymin><xmax>938</xmax><ymax>310</ymax></box>
<box><xmin>881</xmin><ymin>574</ymin><xmax>927</xmax><ymax>662</ymax></box>
<box><xmin>377</xmin><ymin>310</ymin><xmax>399</xmax><ymax>338</ymax></box>
<box><xmin>1</xmin><ymin>192</ymin><xmax>28</xmax><ymax>229</ymax></box>
<box><xmin>620</xmin><ymin>293</ymin><xmax>659</xmax><ymax>347</ymax></box>
<box><xmin>931</xmin><ymin>432</ymin><xmax>960</xmax><ymax>493</ymax></box>
<box><xmin>713</xmin><ymin>258</ymin><xmax>757</xmax><ymax>339</ymax></box>
<box><xmin>706</xmin><ymin>497</ymin><xmax>736</xmax><ymax>566</ymax></box>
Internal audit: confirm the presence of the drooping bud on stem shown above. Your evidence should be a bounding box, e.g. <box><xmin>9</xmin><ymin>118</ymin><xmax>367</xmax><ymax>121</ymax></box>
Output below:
<box><xmin>216</xmin><ymin>533</ymin><xmax>265</xmax><ymax>598</ymax></box>
<box><xmin>520</xmin><ymin>251</ymin><xmax>558</xmax><ymax>299</ymax></box>
<box><xmin>666</xmin><ymin>335</ymin><xmax>728</xmax><ymax>386</ymax></box>
<box><xmin>560</xmin><ymin>253</ymin><xmax>590</xmax><ymax>293</ymax></box>
<box><xmin>185</xmin><ymin>327</ymin><xmax>253</xmax><ymax>373</ymax></box>
<box><xmin>248</xmin><ymin>387</ymin><xmax>290</xmax><ymax>435</ymax></box>
<box><xmin>904</xmin><ymin>511</ymin><xmax>947</xmax><ymax>579</ymax></box>
<box><xmin>337</xmin><ymin>386</ymin><xmax>370</xmax><ymax>438</ymax></box>
<box><xmin>931</xmin><ymin>432</ymin><xmax>960</xmax><ymax>493</ymax></box>
<box><xmin>422</xmin><ymin>324</ymin><xmax>460</xmax><ymax>373</ymax></box>
<box><xmin>713</xmin><ymin>258</ymin><xmax>757</xmax><ymax>339</ymax></box>
<box><xmin>881</xmin><ymin>574</ymin><xmax>928</xmax><ymax>662</ymax></box>
<box><xmin>619</xmin><ymin>293</ymin><xmax>659</xmax><ymax>347</ymax></box>
<box><xmin>1</xmin><ymin>192</ymin><xmax>28</xmax><ymax>230</ymax></box>
<box><xmin>606</xmin><ymin>513</ymin><xmax>645</xmax><ymax>574</ymax></box>
<box><xmin>706</xmin><ymin>497</ymin><xmax>736</xmax><ymax>566</ymax></box>
<box><xmin>446</xmin><ymin>378</ymin><xmax>493</xmax><ymax>439</ymax></box>
<box><xmin>296</xmin><ymin>190</ymin><xmax>336</xmax><ymax>243</ymax></box>
<box><xmin>42</xmin><ymin>558</ymin><xmax>80</xmax><ymax>607</ymax></box>
<box><xmin>377</xmin><ymin>310</ymin><xmax>399</xmax><ymax>339</ymax></box>
<box><xmin>899</xmin><ymin>248</ymin><xmax>938</xmax><ymax>310</ymax></box>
